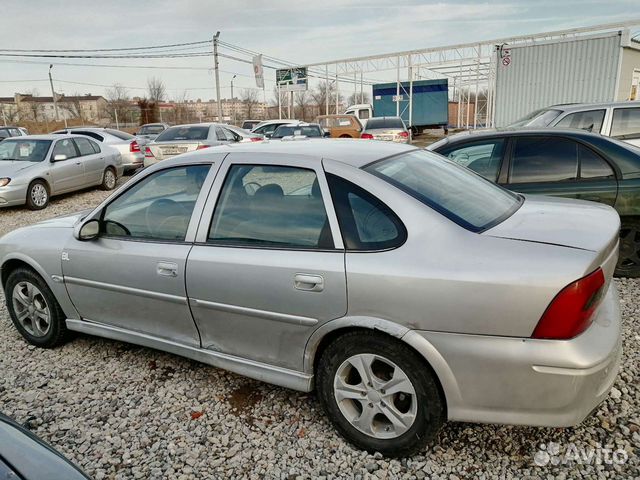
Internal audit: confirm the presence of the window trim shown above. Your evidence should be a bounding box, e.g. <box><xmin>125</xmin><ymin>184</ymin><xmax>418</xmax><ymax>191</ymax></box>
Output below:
<box><xmin>206</xmin><ymin>163</ymin><xmax>337</xmax><ymax>251</ymax></box>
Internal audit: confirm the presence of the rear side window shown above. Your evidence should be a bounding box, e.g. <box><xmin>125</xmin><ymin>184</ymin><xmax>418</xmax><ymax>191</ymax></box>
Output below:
<box><xmin>579</xmin><ymin>145</ymin><xmax>615</xmax><ymax>179</ymax></box>
<box><xmin>555</xmin><ymin>110</ymin><xmax>605</xmax><ymax>132</ymax></box>
<box><xmin>366</xmin><ymin>117</ymin><xmax>404</xmax><ymax>129</ymax></box>
<box><xmin>510</xmin><ymin>137</ymin><xmax>578</xmax><ymax>184</ymax></box>
<box><xmin>74</xmin><ymin>137</ymin><xmax>95</xmax><ymax>156</ymax></box>
<box><xmin>611</xmin><ymin>108</ymin><xmax>640</xmax><ymax>140</ymax></box>
<box><xmin>438</xmin><ymin>139</ymin><xmax>505</xmax><ymax>182</ymax></box>
<box><xmin>156</xmin><ymin>126</ymin><xmax>210</xmax><ymax>142</ymax></box>
<box><xmin>327</xmin><ymin>174</ymin><xmax>405</xmax><ymax>250</ymax></box>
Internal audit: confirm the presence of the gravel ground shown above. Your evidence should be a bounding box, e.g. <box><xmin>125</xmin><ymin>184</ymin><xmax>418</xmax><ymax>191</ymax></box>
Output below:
<box><xmin>0</xmin><ymin>182</ymin><xmax>639</xmax><ymax>479</ymax></box>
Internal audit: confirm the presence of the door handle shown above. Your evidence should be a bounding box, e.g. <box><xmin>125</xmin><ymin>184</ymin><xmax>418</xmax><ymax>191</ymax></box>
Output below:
<box><xmin>157</xmin><ymin>261</ymin><xmax>178</xmax><ymax>277</ymax></box>
<box><xmin>294</xmin><ymin>273</ymin><xmax>324</xmax><ymax>292</ymax></box>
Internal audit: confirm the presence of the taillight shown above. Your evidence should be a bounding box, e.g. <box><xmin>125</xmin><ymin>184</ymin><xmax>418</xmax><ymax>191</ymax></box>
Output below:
<box><xmin>398</xmin><ymin>131</ymin><xmax>409</xmax><ymax>138</ymax></box>
<box><xmin>196</xmin><ymin>145</ymin><xmax>210</xmax><ymax>150</ymax></box>
<box><xmin>250</xmin><ymin>137</ymin><xmax>262</xmax><ymax>142</ymax></box>
<box><xmin>144</xmin><ymin>146</ymin><xmax>154</xmax><ymax>158</ymax></box>
<box><xmin>130</xmin><ymin>140</ymin><xmax>140</xmax><ymax>153</ymax></box>
<box><xmin>531</xmin><ymin>268</ymin><xmax>606</xmax><ymax>340</ymax></box>
<box><xmin>361</xmin><ymin>133</ymin><xmax>374</xmax><ymax>139</ymax></box>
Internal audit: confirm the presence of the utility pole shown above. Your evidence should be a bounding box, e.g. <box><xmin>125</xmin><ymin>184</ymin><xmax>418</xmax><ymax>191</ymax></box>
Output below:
<box><xmin>213</xmin><ymin>32</ymin><xmax>223</xmax><ymax>123</ymax></box>
<box><xmin>230</xmin><ymin>74</ymin><xmax>236</xmax><ymax>125</ymax></box>
<box><xmin>48</xmin><ymin>64</ymin><xmax>59</xmax><ymax>122</ymax></box>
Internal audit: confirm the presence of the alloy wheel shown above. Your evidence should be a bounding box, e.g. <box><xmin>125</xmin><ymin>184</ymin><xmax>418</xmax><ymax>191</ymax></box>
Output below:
<box><xmin>104</xmin><ymin>169</ymin><xmax>116</xmax><ymax>189</ymax></box>
<box><xmin>333</xmin><ymin>353</ymin><xmax>417</xmax><ymax>439</ymax></box>
<box><xmin>619</xmin><ymin>226</ymin><xmax>640</xmax><ymax>270</ymax></box>
<box><xmin>30</xmin><ymin>184</ymin><xmax>48</xmax><ymax>207</ymax></box>
<box><xmin>11</xmin><ymin>281</ymin><xmax>51</xmax><ymax>337</ymax></box>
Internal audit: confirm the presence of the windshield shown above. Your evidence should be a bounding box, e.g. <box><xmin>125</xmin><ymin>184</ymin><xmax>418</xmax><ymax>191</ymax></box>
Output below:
<box><xmin>155</xmin><ymin>126</ymin><xmax>210</xmax><ymax>142</ymax></box>
<box><xmin>366</xmin><ymin>117</ymin><xmax>405</xmax><ymax>130</ymax></box>
<box><xmin>0</xmin><ymin>139</ymin><xmax>52</xmax><ymax>162</ymax></box>
<box><xmin>510</xmin><ymin>108</ymin><xmax>562</xmax><ymax>127</ymax></box>
<box><xmin>272</xmin><ymin>125</ymin><xmax>322</xmax><ymax>138</ymax></box>
<box><xmin>364</xmin><ymin>149</ymin><xmax>522</xmax><ymax>232</ymax></box>
<box><xmin>139</xmin><ymin>125</ymin><xmax>165</xmax><ymax>135</ymax></box>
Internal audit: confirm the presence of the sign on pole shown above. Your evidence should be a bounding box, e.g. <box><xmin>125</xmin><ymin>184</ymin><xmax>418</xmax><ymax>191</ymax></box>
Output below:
<box><xmin>276</xmin><ymin>67</ymin><xmax>308</xmax><ymax>92</ymax></box>
<box><xmin>253</xmin><ymin>55</ymin><xmax>264</xmax><ymax>89</ymax></box>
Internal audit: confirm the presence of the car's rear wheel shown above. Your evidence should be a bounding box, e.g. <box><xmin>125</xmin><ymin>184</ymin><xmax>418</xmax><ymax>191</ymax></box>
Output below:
<box><xmin>616</xmin><ymin>218</ymin><xmax>640</xmax><ymax>277</ymax></box>
<box><xmin>5</xmin><ymin>268</ymin><xmax>68</xmax><ymax>348</ymax></box>
<box><xmin>101</xmin><ymin>167</ymin><xmax>117</xmax><ymax>190</ymax></box>
<box><xmin>26</xmin><ymin>180</ymin><xmax>49</xmax><ymax>210</ymax></box>
<box><xmin>316</xmin><ymin>331</ymin><xmax>445</xmax><ymax>457</ymax></box>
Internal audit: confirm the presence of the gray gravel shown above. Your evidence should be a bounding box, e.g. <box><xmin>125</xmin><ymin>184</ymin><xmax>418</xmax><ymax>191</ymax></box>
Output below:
<box><xmin>0</xmin><ymin>184</ymin><xmax>639</xmax><ymax>479</ymax></box>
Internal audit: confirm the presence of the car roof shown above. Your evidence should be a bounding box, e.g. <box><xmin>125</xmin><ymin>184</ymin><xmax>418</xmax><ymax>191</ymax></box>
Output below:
<box><xmin>439</xmin><ymin>127</ymin><xmax>614</xmax><ymax>144</ymax></box>
<box><xmin>549</xmin><ymin>101</ymin><xmax>640</xmax><ymax>112</ymax></box>
<box><xmin>6</xmin><ymin>134</ymin><xmax>74</xmax><ymax>140</ymax></box>
<box><xmin>161</xmin><ymin>138</ymin><xmax>418</xmax><ymax>169</ymax></box>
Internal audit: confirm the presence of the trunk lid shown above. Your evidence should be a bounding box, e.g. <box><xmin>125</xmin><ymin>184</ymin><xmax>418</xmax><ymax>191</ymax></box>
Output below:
<box><xmin>148</xmin><ymin>141</ymin><xmax>203</xmax><ymax>160</ymax></box>
<box><xmin>485</xmin><ymin>194</ymin><xmax>620</xmax><ymax>253</ymax></box>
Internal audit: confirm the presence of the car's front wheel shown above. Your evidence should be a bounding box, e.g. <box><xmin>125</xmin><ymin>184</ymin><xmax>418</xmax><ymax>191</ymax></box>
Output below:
<box><xmin>616</xmin><ymin>218</ymin><xmax>640</xmax><ymax>278</ymax></box>
<box><xmin>316</xmin><ymin>331</ymin><xmax>445</xmax><ymax>457</ymax></box>
<box><xmin>26</xmin><ymin>180</ymin><xmax>49</xmax><ymax>210</ymax></box>
<box><xmin>5</xmin><ymin>268</ymin><xmax>68</xmax><ymax>348</ymax></box>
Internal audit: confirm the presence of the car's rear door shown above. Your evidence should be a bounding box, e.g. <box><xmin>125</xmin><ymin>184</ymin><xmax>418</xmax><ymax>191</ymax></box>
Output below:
<box><xmin>73</xmin><ymin>137</ymin><xmax>104</xmax><ymax>186</ymax></box>
<box><xmin>62</xmin><ymin>163</ymin><xmax>217</xmax><ymax>347</ymax></box>
<box><xmin>186</xmin><ymin>153</ymin><xmax>347</xmax><ymax>371</ymax></box>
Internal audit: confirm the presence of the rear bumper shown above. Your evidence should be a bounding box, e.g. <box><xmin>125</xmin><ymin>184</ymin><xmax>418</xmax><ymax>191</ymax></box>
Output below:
<box><xmin>405</xmin><ymin>282</ymin><xmax>622</xmax><ymax>427</ymax></box>
<box><xmin>0</xmin><ymin>183</ymin><xmax>28</xmax><ymax>207</ymax></box>
<box><xmin>122</xmin><ymin>152</ymin><xmax>144</xmax><ymax>171</ymax></box>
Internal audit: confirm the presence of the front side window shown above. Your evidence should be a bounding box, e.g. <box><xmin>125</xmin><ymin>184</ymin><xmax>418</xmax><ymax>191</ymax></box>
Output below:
<box><xmin>52</xmin><ymin>139</ymin><xmax>79</xmax><ymax>159</ymax></box>
<box><xmin>359</xmin><ymin>109</ymin><xmax>370</xmax><ymax>120</ymax></box>
<box><xmin>0</xmin><ymin>139</ymin><xmax>51</xmax><ymax>162</ymax></box>
<box><xmin>555</xmin><ymin>110</ymin><xmax>605</xmax><ymax>132</ymax></box>
<box><xmin>611</xmin><ymin>108</ymin><xmax>640</xmax><ymax>139</ymax></box>
<box><xmin>439</xmin><ymin>139</ymin><xmax>505</xmax><ymax>181</ymax></box>
<box><xmin>102</xmin><ymin>165</ymin><xmax>210</xmax><ymax>241</ymax></box>
<box><xmin>510</xmin><ymin>137</ymin><xmax>578</xmax><ymax>184</ymax></box>
<box><xmin>364</xmin><ymin>150</ymin><xmax>521</xmax><ymax>232</ymax></box>
<box><xmin>327</xmin><ymin>174</ymin><xmax>405</xmax><ymax>250</ymax></box>
<box><xmin>209</xmin><ymin>165</ymin><xmax>333</xmax><ymax>249</ymax></box>
<box><xmin>215</xmin><ymin>127</ymin><xmax>227</xmax><ymax>141</ymax></box>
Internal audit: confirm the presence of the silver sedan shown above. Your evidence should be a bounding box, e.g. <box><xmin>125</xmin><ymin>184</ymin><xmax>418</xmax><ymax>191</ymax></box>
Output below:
<box><xmin>0</xmin><ymin>140</ymin><xmax>622</xmax><ymax>456</ymax></box>
<box><xmin>0</xmin><ymin>135</ymin><xmax>123</xmax><ymax>209</ymax></box>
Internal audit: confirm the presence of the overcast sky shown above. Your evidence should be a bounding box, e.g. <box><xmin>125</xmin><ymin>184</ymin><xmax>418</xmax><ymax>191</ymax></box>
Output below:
<box><xmin>1</xmin><ymin>0</ymin><xmax>638</xmax><ymax>101</ymax></box>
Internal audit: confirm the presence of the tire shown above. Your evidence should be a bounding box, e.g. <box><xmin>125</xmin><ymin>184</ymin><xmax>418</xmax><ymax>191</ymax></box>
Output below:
<box><xmin>339</xmin><ymin>134</ymin><xmax>351</xmax><ymax>138</ymax></box>
<box><xmin>5</xmin><ymin>267</ymin><xmax>69</xmax><ymax>348</ymax></box>
<box><xmin>25</xmin><ymin>180</ymin><xmax>49</xmax><ymax>210</ymax></box>
<box><xmin>316</xmin><ymin>330</ymin><xmax>445</xmax><ymax>457</ymax></box>
<box><xmin>616</xmin><ymin>218</ymin><xmax>640</xmax><ymax>278</ymax></box>
<box><xmin>101</xmin><ymin>167</ymin><xmax>117</xmax><ymax>191</ymax></box>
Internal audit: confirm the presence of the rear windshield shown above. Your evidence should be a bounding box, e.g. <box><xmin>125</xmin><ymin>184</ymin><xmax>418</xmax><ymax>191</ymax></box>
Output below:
<box><xmin>105</xmin><ymin>129</ymin><xmax>135</xmax><ymax>140</ymax></box>
<box><xmin>272</xmin><ymin>125</ymin><xmax>322</xmax><ymax>138</ymax></box>
<box><xmin>156</xmin><ymin>126</ymin><xmax>210</xmax><ymax>142</ymax></box>
<box><xmin>139</xmin><ymin>125</ymin><xmax>165</xmax><ymax>135</ymax></box>
<box><xmin>366</xmin><ymin>117</ymin><xmax>405</xmax><ymax>129</ymax></box>
<box><xmin>510</xmin><ymin>108</ymin><xmax>562</xmax><ymax>127</ymax></box>
<box><xmin>364</xmin><ymin>150</ymin><xmax>522</xmax><ymax>232</ymax></box>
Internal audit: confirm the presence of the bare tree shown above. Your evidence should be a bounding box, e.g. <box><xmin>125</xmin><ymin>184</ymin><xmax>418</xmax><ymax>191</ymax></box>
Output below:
<box><xmin>59</xmin><ymin>93</ymin><xmax>85</xmax><ymax>124</ymax></box>
<box><xmin>241</xmin><ymin>89</ymin><xmax>260</xmax><ymax>119</ymax></box>
<box><xmin>103</xmin><ymin>83</ymin><xmax>132</xmax><ymax>125</ymax></box>
<box><xmin>294</xmin><ymin>90</ymin><xmax>312</xmax><ymax>121</ymax></box>
<box><xmin>311</xmin><ymin>81</ymin><xmax>342</xmax><ymax>115</ymax></box>
<box><xmin>147</xmin><ymin>77</ymin><xmax>166</xmax><ymax>103</ymax></box>
<box><xmin>22</xmin><ymin>89</ymin><xmax>44</xmax><ymax>122</ymax></box>
<box><xmin>347</xmin><ymin>91</ymin><xmax>371</xmax><ymax>107</ymax></box>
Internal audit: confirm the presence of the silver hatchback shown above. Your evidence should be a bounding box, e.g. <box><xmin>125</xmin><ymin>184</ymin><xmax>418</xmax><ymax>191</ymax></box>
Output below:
<box><xmin>0</xmin><ymin>140</ymin><xmax>622</xmax><ymax>456</ymax></box>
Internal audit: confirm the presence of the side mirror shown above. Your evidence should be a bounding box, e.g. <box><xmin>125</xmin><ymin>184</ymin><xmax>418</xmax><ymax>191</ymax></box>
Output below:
<box><xmin>53</xmin><ymin>154</ymin><xmax>67</xmax><ymax>162</ymax></box>
<box><xmin>324</xmin><ymin>131</ymin><xmax>331</xmax><ymax>138</ymax></box>
<box><xmin>75</xmin><ymin>219</ymin><xmax>100</xmax><ymax>241</ymax></box>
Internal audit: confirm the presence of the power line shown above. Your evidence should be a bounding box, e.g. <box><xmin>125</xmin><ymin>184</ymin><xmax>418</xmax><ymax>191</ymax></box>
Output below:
<box><xmin>0</xmin><ymin>40</ymin><xmax>212</xmax><ymax>53</ymax></box>
<box><xmin>0</xmin><ymin>52</ymin><xmax>215</xmax><ymax>59</ymax></box>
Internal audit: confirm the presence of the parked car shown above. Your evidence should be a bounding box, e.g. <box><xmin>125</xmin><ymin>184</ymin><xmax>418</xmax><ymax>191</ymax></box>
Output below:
<box><xmin>271</xmin><ymin>123</ymin><xmax>327</xmax><ymax>139</ymax></box>
<box><xmin>224</xmin><ymin>124</ymin><xmax>263</xmax><ymax>143</ymax></box>
<box><xmin>0</xmin><ymin>141</ymin><xmax>621</xmax><ymax>457</ymax></box>
<box><xmin>360</xmin><ymin>116</ymin><xmax>411</xmax><ymax>143</ymax></box>
<box><xmin>241</xmin><ymin>119</ymin><xmax>261</xmax><ymax>131</ymax></box>
<box><xmin>0</xmin><ymin>135</ymin><xmax>122</xmax><ymax>209</ymax></box>
<box><xmin>429</xmin><ymin>128</ymin><xmax>640</xmax><ymax>277</ymax></box>
<box><xmin>143</xmin><ymin>123</ymin><xmax>241</xmax><ymax>167</ymax></box>
<box><xmin>251</xmin><ymin>119</ymin><xmax>302</xmax><ymax>138</ymax></box>
<box><xmin>52</xmin><ymin>127</ymin><xmax>143</xmax><ymax>173</ymax></box>
<box><xmin>509</xmin><ymin>101</ymin><xmax>640</xmax><ymax>147</ymax></box>
<box><xmin>316</xmin><ymin>114</ymin><xmax>363</xmax><ymax>138</ymax></box>
<box><xmin>0</xmin><ymin>413</ymin><xmax>90</xmax><ymax>479</ymax></box>
<box><xmin>135</xmin><ymin>122</ymin><xmax>169</xmax><ymax>143</ymax></box>
<box><xmin>0</xmin><ymin>126</ymin><xmax>28</xmax><ymax>141</ymax></box>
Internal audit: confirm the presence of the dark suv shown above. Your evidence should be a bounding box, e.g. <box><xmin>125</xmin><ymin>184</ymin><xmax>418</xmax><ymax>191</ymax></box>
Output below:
<box><xmin>430</xmin><ymin>128</ymin><xmax>640</xmax><ymax>277</ymax></box>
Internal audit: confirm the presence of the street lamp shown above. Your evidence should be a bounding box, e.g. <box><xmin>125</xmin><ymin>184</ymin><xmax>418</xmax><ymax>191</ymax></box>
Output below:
<box><xmin>48</xmin><ymin>64</ymin><xmax>60</xmax><ymax>123</ymax></box>
<box><xmin>230</xmin><ymin>74</ymin><xmax>237</xmax><ymax>125</ymax></box>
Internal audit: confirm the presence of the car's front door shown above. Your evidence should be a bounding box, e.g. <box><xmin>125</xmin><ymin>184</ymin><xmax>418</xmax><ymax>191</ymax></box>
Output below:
<box><xmin>62</xmin><ymin>163</ymin><xmax>215</xmax><ymax>347</ymax></box>
<box><xmin>186</xmin><ymin>153</ymin><xmax>347</xmax><ymax>371</ymax></box>
<box><xmin>49</xmin><ymin>138</ymin><xmax>84</xmax><ymax>193</ymax></box>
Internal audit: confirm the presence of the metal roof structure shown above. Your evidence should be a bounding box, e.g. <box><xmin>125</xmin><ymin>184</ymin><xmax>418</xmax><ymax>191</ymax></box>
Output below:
<box><xmin>301</xmin><ymin>19</ymin><xmax>640</xmax><ymax>130</ymax></box>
